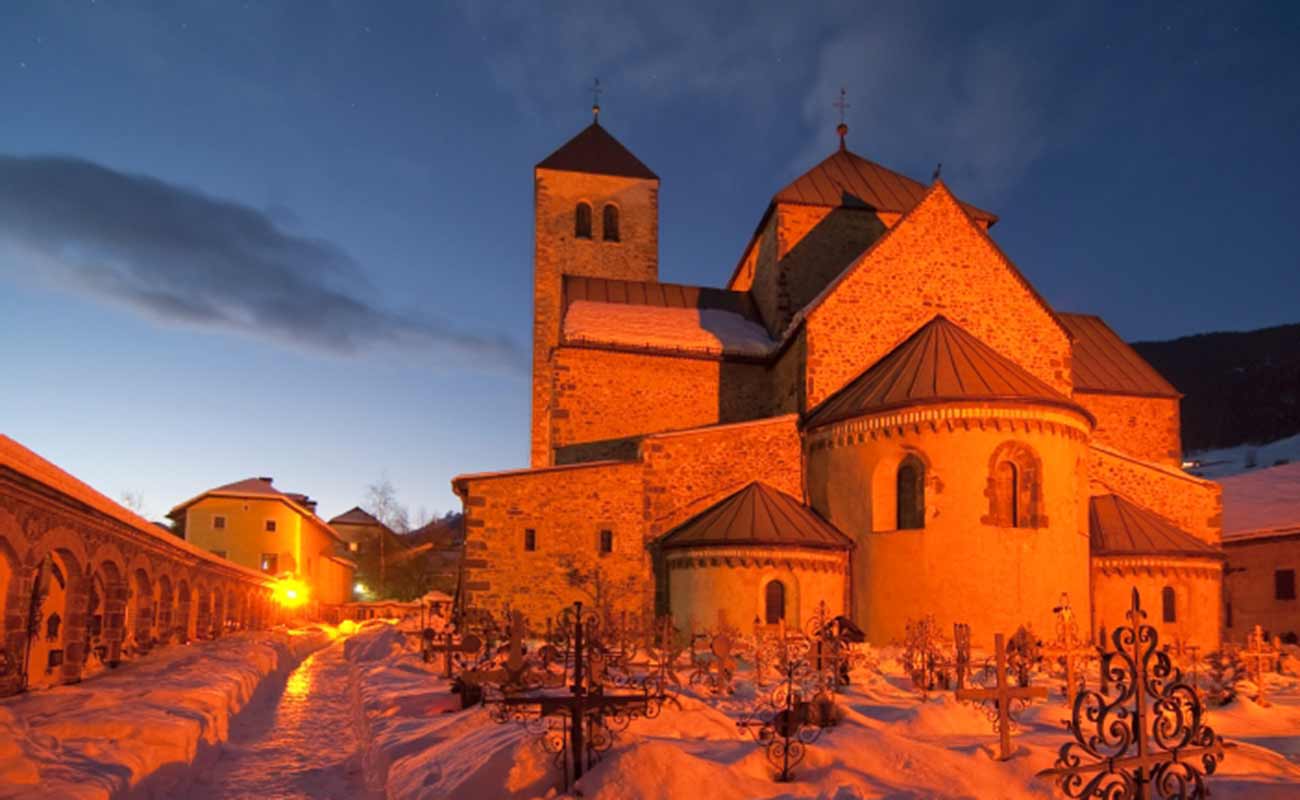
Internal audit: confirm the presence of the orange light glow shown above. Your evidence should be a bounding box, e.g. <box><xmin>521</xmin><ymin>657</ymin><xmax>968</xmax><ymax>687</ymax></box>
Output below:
<box><xmin>274</xmin><ymin>575</ymin><xmax>309</xmax><ymax>609</ymax></box>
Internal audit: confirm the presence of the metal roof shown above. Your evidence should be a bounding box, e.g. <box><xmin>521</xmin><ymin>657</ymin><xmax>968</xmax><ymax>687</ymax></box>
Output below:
<box><xmin>1089</xmin><ymin>494</ymin><xmax>1222</xmax><ymax>558</ymax></box>
<box><xmin>659</xmin><ymin>482</ymin><xmax>852</xmax><ymax>551</ymax></box>
<box><xmin>805</xmin><ymin>315</ymin><xmax>1085</xmax><ymax>429</ymax></box>
<box><xmin>563</xmin><ymin>275</ymin><xmax>761</xmax><ymax>321</ymax></box>
<box><xmin>773</xmin><ymin>148</ymin><xmax>997</xmax><ymax>224</ymax></box>
<box><xmin>536</xmin><ymin>122</ymin><xmax>657</xmax><ymax>180</ymax></box>
<box><xmin>1059</xmin><ymin>313</ymin><xmax>1180</xmax><ymax>398</ymax></box>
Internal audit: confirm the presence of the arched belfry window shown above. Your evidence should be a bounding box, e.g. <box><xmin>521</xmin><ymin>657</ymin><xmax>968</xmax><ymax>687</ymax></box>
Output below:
<box><xmin>985</xmin><ymin>442</ymin><xmax>1044</xmax><ymax>529</ymax></box>
<box><xmin>896</xmin><ymin>455</ymin><xmax>925</xmax><ymax>530</ymax></box>
<box><xmin>575</xmin><ymin>202</ymin><xmax>592</xmax><ymax>239</ymax></box>
<box><xmin>764</xmin><ymin>580</ymin><xmax>786</xmax><ymax>624</ymax></box>
<box><xmin>602</xmin><ymin>204</ymin><xmax>620</xmax><ymax>241</ymax></box>
<box><xmin>1162</xmin><ymin>586</ymin><xmax>1176</xmax><ymax>623</ymax></box>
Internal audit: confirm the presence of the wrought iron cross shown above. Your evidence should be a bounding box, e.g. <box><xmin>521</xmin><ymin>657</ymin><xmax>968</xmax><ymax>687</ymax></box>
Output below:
<box><xmin>955</xmin><ymin>633</ymin><xmax>1048</xmax><ymax>760</ymax></box>
<box><xmin>833</xmin><ymin>88</ymin><xmax>850</xmax><ymax>150</ymax></box>
<box><xmin>499</xmin><ymin>602</ymin><xmax>658</xmax><ymax>788</ymax></box>
<box><xmin>1044</xmin><ymin>625</ymin><xmax>1095</xmax><ymax>710</ymax></box>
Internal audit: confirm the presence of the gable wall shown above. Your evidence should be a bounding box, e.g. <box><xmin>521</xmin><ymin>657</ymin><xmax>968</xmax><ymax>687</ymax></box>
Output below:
<box><xmin>1076</xmin><ymin>393</ymin><xmax>1182</xmax><ymax>467</ymax></box>
<box><xmin>457</xmin><ymin>461</ymin><xmax>649</xmax><ymax>620</ymax></box>
<box><xmin>803</xmin><ymin>186</ymin><xmax>1072</xmax><ymax>408</ymax></box>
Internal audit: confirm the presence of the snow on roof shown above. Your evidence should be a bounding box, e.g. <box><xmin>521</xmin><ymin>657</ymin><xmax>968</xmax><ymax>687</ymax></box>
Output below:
<box><xmin>563</xmin><ymin>299</ymin><xmax>776</xmax><ymax>358</ymax></box>
<box><xmin>1220</xmin><ymin>460</ymin><xmax>1300</xmax><ymax>538</ymax></box>
<box><xmin>0</xmin><ymin>434</ymin><xmax>270</xmax><ymax>582</ymax></box>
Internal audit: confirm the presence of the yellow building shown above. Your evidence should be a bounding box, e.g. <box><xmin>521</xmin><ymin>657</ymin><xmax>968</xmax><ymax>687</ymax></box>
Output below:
<box><xmin>168</xmin><ymin>477</ymin><xmax>355</xmax><ymax>611</ymax></box>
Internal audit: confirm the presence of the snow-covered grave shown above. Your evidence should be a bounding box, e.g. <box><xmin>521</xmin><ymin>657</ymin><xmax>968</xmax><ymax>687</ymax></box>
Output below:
<box><xmin>347</xmin><ymin>613</ymin><xmax>1300</xmax><ymax>800</ymax></box>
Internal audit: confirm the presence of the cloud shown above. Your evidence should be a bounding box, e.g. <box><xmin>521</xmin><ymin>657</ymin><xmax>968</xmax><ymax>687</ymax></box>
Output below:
<box><xmin>0</xmin><ymin>155</ymin><xmax>524</xmax><ymax>370</ymax></box>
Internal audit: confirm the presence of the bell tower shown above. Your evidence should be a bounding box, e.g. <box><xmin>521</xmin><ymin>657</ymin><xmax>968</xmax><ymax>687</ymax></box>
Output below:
<box><xmin>530</xmin><ymin>109</ymin><xmax>659</xmax><ymax>466</ymax></box>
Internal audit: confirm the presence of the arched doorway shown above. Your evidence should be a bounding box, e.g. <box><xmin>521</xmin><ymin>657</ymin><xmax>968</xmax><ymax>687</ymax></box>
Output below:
<box><xmin>24</xmin><ymin>551</ymin><xmax>75</xmax><ymax>689</ymax></box>
<box><xmin>92</xmin><ymin>561</ymin><xmax>127</xmax><ymax>666</ymax></box>
<box><xmin>129</xmin><ymin>567</ymin><xmax>154</xmax><ymax>656</ymax></box>
<box><xmin>764</xmin><ymin>580</ymin><xmax>786</xmax><ymax>625</ymax></box>
<box><xmin>156</xmin><ymin>575</ymin><xmax>174</xmax><ymax>646</ymax></box>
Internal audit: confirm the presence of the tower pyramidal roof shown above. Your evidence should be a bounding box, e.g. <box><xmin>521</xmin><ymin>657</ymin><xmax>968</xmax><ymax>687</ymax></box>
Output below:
<box><xmin>536</xmin><ymin>121</ymin><xmax>657</xmax><ymax>180</ymax></box>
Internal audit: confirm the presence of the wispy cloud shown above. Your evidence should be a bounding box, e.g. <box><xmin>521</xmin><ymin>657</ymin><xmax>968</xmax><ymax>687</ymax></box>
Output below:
<box><xmin>461</xmin><ymin>2</ymin><xmax>1080</xmax><ymax>199</ymax></box>
<box><xmin>0</xmin><ymin>155</ymin><xmax>523</xmax><ymax>370</ymax></box>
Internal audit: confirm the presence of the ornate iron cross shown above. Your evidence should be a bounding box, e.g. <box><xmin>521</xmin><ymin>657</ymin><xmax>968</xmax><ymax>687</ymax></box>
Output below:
<box><xmin>956</xmin><ymin>632</ymin><xmax>1048</xmax><ymax>760</ymax></box>
<box><xmin>1037</xmin><ymin>589</ymin><xmax>1227</xmax><ymax>799</ymax></box>
<box><xmin>496</xmin><ymin>602</ymin><xmax>663</xmax><ymax>791</ymax></box>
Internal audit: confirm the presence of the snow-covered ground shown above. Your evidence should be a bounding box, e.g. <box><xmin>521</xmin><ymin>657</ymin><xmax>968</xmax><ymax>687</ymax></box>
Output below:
<box><xmin>345</xmin><ymin>622</ymin><xmax>1300</xmax><ymax>799</ymax></box>
<box><xmin>0</xmin><ymin>625</ymin><xmax>334</xmax><ymax>800</ymax></box>
<box><xmin>1187</xmin><ymin>432</ymin><xmax>1300</xmax><ymax>479</ymax></box>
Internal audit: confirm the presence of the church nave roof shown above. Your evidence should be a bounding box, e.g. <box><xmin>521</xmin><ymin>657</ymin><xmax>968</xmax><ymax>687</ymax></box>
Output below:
<box><xmin>804</xmin><ymin>315</ymin><xmax>1086</xmax><ymax>429</ymax></box>
<box><xmin>1059</xmin><ymin>313</ymin><xmax>1181</xmax><ymax>398</ymax></box>
<box><xmin>658</xmin><ymin>481</ymin><xmax>852</xmax><ymax>551</ymax></box>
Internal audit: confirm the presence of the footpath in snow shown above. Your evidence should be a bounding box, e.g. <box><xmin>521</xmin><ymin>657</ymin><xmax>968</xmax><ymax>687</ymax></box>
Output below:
<box><xmin>0</xmin><ymin>626</ymin><xmax>333</xmax><ymax>800</ymax></box>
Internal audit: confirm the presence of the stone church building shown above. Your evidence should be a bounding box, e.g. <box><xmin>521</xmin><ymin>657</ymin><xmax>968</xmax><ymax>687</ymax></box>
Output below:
<box><xmin>452</xmin><ymin>117</ymin><xmax>1225</xmax><ymax>649</ymax></box>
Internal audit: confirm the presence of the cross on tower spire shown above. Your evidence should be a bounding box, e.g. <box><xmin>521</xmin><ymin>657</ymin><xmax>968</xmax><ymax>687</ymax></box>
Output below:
<box><xmin>591</xmin><ymin>78</ymin><xmax>602</xmax><ymax>122</ymax></box>
<box><xmin>833</xmin><ymin>87</ymin><xmax>850</xmax><ymax>151</ymax></box>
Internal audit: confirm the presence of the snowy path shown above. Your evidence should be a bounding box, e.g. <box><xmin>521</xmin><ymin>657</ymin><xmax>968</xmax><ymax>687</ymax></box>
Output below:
<box><xmin>188</xmin><ymin>637</ymin><xmax>375</xmax><ymax>800</ymax></box>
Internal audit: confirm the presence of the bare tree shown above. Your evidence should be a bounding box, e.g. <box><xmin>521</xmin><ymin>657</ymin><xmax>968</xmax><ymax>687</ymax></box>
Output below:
<box><xmin>119</xmin><ymin>490</ymin><xmax>146</xmax><ymax>516</ymax></box>
<box><xmin>364</xmin><ymin>476</ymin><xmax>410</xmax><ymax>533</ymax></box>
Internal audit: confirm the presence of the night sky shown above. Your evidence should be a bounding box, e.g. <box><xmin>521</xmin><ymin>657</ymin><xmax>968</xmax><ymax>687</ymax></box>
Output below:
<box><xmin>2</xmin><ymin>1</ymin><xmax>1297</xmax><ymax>520</ymax></box>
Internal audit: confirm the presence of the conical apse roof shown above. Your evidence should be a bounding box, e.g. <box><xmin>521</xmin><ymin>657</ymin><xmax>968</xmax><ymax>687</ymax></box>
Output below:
<box><xmin>805</xmin><ymin>315</ymin><xmax>1085</xmax><ymax>429</ymax></box>
<box><xmin>659</xmin><ymin>482</ymin><xmax>852</xmax><ymax>551</ymax></box>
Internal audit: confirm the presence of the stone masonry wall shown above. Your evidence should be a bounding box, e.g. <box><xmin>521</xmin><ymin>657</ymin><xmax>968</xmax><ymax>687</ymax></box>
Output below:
<box><xmin>1076</xmin><ymin>392</ymin><xmax>1182</xmax><ymax>467</ymax></box>
<box><xmin>770</xmin><ymin>205</ymin><xmax>889</xmax><ymax>334</ymax></box>
<box><xmin>532</xmin><ymin>167</ymin><xmax>659</xmax><ymax>467</ymax></box>
<box><xmin>458</xmin><ymin>461</ymin><xmax>649</xmax><ymax>621</ymax></box>
<box><xmin>803</xmin><ymin>183</ymin><xmax>1073</xmax><ymax>407</ymax></box>
<box><xmin>1088</xmin><ymin>445</ymin><xmax>1222</xmax><ymax>543</ymax></box>
<box><xmin>549</xmin><ymin>346</ymin><xmax>770</xmax><ymax>452</ymax></box>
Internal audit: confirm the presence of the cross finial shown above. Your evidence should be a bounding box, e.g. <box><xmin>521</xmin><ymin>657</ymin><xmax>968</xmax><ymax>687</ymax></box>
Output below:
<box><xmin>833</xmin><ymin>88</ymin><xmax>850</xmax><ymax>151</ymax></box>
<box><xmin>932</xmin><ymin>162</ymin><xmax>943</xmax><ymax>182</ymax></box>
<box><xmin>591</xmin><ymin>78</ymin><xmax>602</xmax><ymax>121</ymax></box>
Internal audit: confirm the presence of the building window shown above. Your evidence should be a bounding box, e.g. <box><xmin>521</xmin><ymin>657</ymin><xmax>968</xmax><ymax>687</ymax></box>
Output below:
<box><xmin>896</xmin><ymin>456</ymin><xmax>925</xmax><ymax>530</ymax></box>
<box><xmin>524</xmin><ymin>528</ymin><xmax>536</xmax><ymax>552</ymax></box>
<box><xmin>260</xmin><ymin>554</ymin><xmax>278</xmax><ymax>574</ymax></box>
<box><xmin>764</xmin><ymin>580</ymin><xmax>786</xmax><ymax>624</ymax></box>
<box><xmin>575</xmin><ymin>202</ymin><xmax>592</xmax><ymax>239</ymax></box>
<box><xmin>599</xmin><ymin>529</ymin><xmax>613</xmax><ymax>554</ymax></box>
<box><xmin>265</xmin><ymin>519</ymin><xmax>277</xmax><ymax>532</ymax></box>
<box><xmin>213</xmin><ymin>515</ymin><xmax>226</xmax><ymax>530</ymax></box>
<box><xmin>602</xmin><ymin>204</ymin><xmax>620</xmax><ymax>241</ymax></box>
<box><xmin>1277</xmin><ymin>569</ymin><xmax>1297</xmax><ymax>601</ymax></box>
<box><xmin>1161</xmin><ymin>586</ymin><xmax>1176</xmax><ymax>622</ymax></box>
<box><xmin>986</xmin><ymin>442</ymin><xmax>1043</xmax><ymax>528</ymax></box>
<box><xmin>348</xmin><ymin>541</ymin><xmax>359</xmax><ymax>553</ymax></box>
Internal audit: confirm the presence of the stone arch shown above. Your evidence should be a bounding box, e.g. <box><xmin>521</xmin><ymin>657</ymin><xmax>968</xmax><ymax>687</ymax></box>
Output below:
<box><xmin>211</xmin><ymin>585</ymin><xmax>226</xmax><ymax>638</ymax></box>
<box><xmin>154</xmin><ymin>572</ymin><xmax>175</xmax><ymax>646</ymax></box>
<box><xmin>126</xmin><ymin>553</ymin><xmax>155</xmax><ymax>655</ymax></box>
<box><xmin>22</xmin><ymin>529</ymin><xmax>90</xmax><ymax>688</ymax></box>
<box><xmin>0</xmin><ymin>531</ymin><xmax>24</xmax><ymax>693</ymax></box>
<box><xmin>983</xmin><ymin>441</ymin><xmax>1047</xmax><ymax>529</ymax></box>
<box><xmin>174</xmin><ymin>578</ymin><xmax>193</xmax><ymax>642</ymax></box>
<box><xmin>194</xmin><ymin>581</ymin><xmax>213</xmax><ymax>640</ymax></box>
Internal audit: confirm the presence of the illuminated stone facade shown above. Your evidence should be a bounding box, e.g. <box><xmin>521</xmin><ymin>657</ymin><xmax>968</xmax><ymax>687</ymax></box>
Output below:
<box><xmin>454</xmin><ymin>122</ymin><xmax>1224</xmax><ymax>646</ymax></box>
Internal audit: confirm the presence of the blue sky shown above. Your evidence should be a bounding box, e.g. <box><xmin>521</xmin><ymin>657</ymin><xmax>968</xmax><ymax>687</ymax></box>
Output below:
<box><xmin>1</xmin><ymin>1</ymin><xmax>1297</xmax><ymax>520</ymax></box>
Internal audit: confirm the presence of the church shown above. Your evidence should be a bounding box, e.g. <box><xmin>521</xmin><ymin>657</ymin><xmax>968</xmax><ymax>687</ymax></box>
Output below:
<box><xmin>451</xmin><ymin>112</ymin><xmax>1226</xmax><ymax>650</ymax></box>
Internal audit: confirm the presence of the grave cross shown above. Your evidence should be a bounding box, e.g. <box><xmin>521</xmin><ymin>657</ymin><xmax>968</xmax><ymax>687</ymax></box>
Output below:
<box><xmin>1043</xmin><ymin>629</ymin><xmax>1094</xmax><ymax>709</ymax></box>
<box><xmin>1242</xmin><ymin>625</ymin><xmax>1275</xmax><ymax>704</ymax></box>
<box><xmin>427</xmin><ymin>628</ymin><xmax>482</xmax><ymax>678</ymax></box>
<box><xmin>500</xmin><ymin>602</ymin><xmax>659</xmax><ymax>788</ymax></box>
<box><xmin>955</xmin><ymin>633</ymin><xmax>1048</xmax><ymax>760</ymax></box>
<box><xmin>461</xmin><ymin>610</ymin><xmax>536</xmax><ymax>691</ymax></box>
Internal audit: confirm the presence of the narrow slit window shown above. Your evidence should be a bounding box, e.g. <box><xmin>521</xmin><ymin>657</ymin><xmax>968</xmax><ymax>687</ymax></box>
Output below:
<box><xmin>1161</xmin><ymin>586</ymin><xmax>1176</xmax><ymax>622</ymax></box>
<box><xmin>524</xmin><ymin>528</ymin><xmax>537</xmax><ymax>552</ymax></box>
<box><xmin>602</xmin><ymin>204</ymin><xmax>619</xmax><ymax>241</ymax></box>
<box><xmin>599</xmin><ymin>529</ymin><xmax>613</xmax><ymax>554</ymax></box>
<box><xmin>575</xmin><ymin>203</ymin><xmax>592</xmax><ymax>239</ymax></box>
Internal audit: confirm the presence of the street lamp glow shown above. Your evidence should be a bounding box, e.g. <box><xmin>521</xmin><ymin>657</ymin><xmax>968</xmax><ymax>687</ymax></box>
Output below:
<box><xmin>274</xmin><ymin>575</ymin><xmax>309</xmax><ymax>609</ymax></box>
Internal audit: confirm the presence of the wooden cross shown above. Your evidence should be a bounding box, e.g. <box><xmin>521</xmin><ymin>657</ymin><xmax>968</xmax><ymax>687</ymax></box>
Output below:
<box><xmin>955</xmin><ymin>633</ymin><xmax>1048</xmax><ymax>760</ymax></box>
<box><xmin>1242</xmin><ymin>625</ymin><xmax>1275</xmax><ymax>704</ymax></box>
<box><xmin>500</xmin><ymin>602</ymin><xmax>656</xmax><ymax>787</ymax></box>
<box><xmin>1043</xmin><ymin>629</ymin><xmax>1095</xmax><ymax>709</ymax></box>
